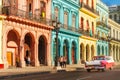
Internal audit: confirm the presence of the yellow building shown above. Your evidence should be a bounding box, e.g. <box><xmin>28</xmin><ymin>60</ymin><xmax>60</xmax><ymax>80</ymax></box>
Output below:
<box><xmin>79</xmin><ymin>0</ymin><xmax>98</xmax><ymax>62</ymax></box>
<box><xmin>108</xmin><ymin>19</ymin><xmax>120</xmax><ymax>62</ymax></box>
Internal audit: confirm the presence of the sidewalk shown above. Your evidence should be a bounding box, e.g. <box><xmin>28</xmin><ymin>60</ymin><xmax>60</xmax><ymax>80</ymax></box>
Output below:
<box><xmin>0</xmin><ymin>64</ymin><xmax>84</xmax><ymax>78</ymax></box>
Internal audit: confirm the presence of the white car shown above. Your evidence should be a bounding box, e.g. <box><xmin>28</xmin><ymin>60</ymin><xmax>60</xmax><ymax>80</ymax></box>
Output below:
<box><xmin>85</xmin><ymin>56</ymin><xmax>115</xmax><ymax>72</ymax></box>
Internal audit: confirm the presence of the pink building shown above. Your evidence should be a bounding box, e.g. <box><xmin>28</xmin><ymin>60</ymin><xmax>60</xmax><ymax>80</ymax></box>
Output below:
<box><xmin>1</xmin><ymin>0</ymin><xmax>53</xmax><ymax>69</ymax></box>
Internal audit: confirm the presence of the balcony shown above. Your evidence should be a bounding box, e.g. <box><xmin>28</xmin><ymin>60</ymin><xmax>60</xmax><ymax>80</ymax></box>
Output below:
<box><xmin>80</xmin><ymin>2</ymin><xmax>99</xmax><ymax>16</ymax></box>
<box><xmin>111</xmin><ymin>37</ymin><xmax>120</xmax><ymax>42</ymax></box>
<box><xmin>61</xmin><ymin>24</ymin><xmax>79</xmax><ymax>32</ymax></box>
<box><xmin>96</xmin><ymin>21</ymin><xmax>111</xmax><ymax>29</ymax></box>
<box><xmin>78</xmin><ymin>28</ymin><xmax>96</xmax><ymax>38</ymax></box>
<box><xmin>96</xmin><ymin>35</ymin><xmax>109</xmax><ymax>41</ymax></box>
<box><xmin>1</xmin><ymin>6</ymin><xmax>52</xmax><ymax>26</ymax></box>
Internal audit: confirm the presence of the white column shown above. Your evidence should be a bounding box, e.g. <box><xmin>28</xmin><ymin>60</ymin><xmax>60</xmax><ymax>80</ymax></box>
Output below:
<box><xmin>84</xmin><ymin>46</ymin><xmax>86</xmax><ymax>62</ymax></box>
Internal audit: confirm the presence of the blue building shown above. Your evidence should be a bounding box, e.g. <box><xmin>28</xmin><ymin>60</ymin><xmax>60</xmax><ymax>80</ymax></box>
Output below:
<box><xmin>96</xmin><ymin>0</ymin><xmax>110</xmax><ymax>56</ymax></box>
<box><xmin>51</xmin><ymin>0</ymin><xmax>81</xmax><ymax>65</ymax></box>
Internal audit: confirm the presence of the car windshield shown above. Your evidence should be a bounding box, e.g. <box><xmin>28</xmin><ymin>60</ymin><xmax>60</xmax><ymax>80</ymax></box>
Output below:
<box><xmin>93</xmin><ymin>56</ymin><xmax>105</xmax><ymax>60</ymax></box>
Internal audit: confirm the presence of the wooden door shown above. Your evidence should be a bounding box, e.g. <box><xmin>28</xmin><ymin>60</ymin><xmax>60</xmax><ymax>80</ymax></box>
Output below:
<box><xmin>72</xmin><ymin>47</ymin><xmax>75</xmax><ymax>64</ymax></box>
<box><xmin>7</xmin><ymin>52</ymin><xmax>13</xmax><ymax>67</ymax></box>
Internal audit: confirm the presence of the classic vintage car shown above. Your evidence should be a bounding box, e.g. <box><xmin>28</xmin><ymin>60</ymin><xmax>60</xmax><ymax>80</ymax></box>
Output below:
<box><xmin>85</xmin><ymin>56</ymin><xmax>115</xmax><ymax>72</ymax></box>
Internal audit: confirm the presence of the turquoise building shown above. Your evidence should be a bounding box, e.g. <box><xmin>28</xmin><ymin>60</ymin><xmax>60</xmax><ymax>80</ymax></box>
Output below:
<box><xmin>96</xmin><ymin>0</ymin><xmax>110</xmax><ymax>56</ymax></box>
<box><xmin>51</xmin><ymin>0</ymin><xmax>81</xmax><ymax>65</ymax></box>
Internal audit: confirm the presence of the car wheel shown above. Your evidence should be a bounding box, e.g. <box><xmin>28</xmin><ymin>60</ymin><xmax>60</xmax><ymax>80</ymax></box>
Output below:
<box><xmin>97</xmin><ymin>69</ymin><xmax>100</xmax><ymax>72</ymax></box>
<box><xmin>87</xmin><ymin>69</ymin><xmax>91</xmax><ymax>72</ymax></box>
<box><xmin>101</xmin><ymin>69</ymin><xmax>105</xmax><ymax>72</ymax></box>
<box><xmin>110</xmin><ymin>66</ymin><xmax>113</xmax><ymax>70</ymax></box>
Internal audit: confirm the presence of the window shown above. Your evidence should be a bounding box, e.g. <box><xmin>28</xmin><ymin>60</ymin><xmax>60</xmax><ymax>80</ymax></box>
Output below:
<box><xmin>116</xmin><ymin>31</ymin><xmax>118</xmax><ymax>39</ymax></box>
<box><xmin>92</xmin><ymin>22</ymin><xmax>94</xmax><ymax>34</ymax></box>
<box><xmin>86</xmin><ymin>20</ymin><xmax>89</xmax><ymax>31</ymax></box>
<box><xmin>110</xmin><ymin>15</ymin><xmax>112</xmax><ymax>19</ymax></box>
<box><xmin>91</xmin><ymin>0</ymin><xmax>94</xmax><ymax>9</ymax></box>
<box><xmin>72</xmin><ymin>14</ymin><xmax>76</xmax><ymax>27</ymax></box>
<box><xmin>40</xmin><ymin>1</ymin><xmax>46</xmax><ymax>18</ymax></box>
<box><xmin>54</xmin><ymin>7</ymin><xmax>59</xmax><ymax>19</ymax></box>
<box><xmin>64</xmin><ymin>11</ymin><xmax>68</xmax><ymax>25</ymax></box>
<box><xmin>86</xmin><ymin>0</ymin><xmax>89</xmax><ymax>5</ymax></box>
<box><xmin>113</xmin><ymin>29</ymin><xmax>115</xmax><ymax>38</ymax></box>
<box><xmin>114</xmin><ymin>14</ymin><xmax>117</xmax><ymax>21</ymax></box>
<box><xmin>81</xmin><ymin>17</ymin><xmax>84</xmax><ymax>29</ymax></box>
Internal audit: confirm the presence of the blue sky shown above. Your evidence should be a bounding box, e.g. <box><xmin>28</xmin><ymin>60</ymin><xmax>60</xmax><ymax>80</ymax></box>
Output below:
<box><xmin>101</xmin><ymin>0</ymin><xmax>120</xmax><ymax>6</ymax></box>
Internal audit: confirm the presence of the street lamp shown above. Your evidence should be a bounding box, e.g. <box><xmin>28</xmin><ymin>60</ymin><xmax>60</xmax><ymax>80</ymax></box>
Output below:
<box><xmin>52</xmin><ymin>17</ymin><xmax>61</xmax><ymax>68</ymax></box>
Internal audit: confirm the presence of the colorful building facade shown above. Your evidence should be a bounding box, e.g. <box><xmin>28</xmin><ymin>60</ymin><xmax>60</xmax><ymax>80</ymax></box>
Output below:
<box><xmin>51</xmin><ymin>0</ymin><xmax>81</xmax><ymax>65</ymax></box>
<box><xmin>1</xmin><ymin>0</ymin><xmax>53</xmax><ymax>69</ymax></box>
<box><xmin>96</xmin><ymin>0</ymin><xmax>109</xmax><ymax>56</ymax></box>
<box><xmin>108</xmin><ymin>19</ymin><xmax>120</xmax><ymax>62</ymax></box>
<box><xmin>79</xmin><ymin>0</ymin><xmax>98</xmax><ymax>62</ymax></box>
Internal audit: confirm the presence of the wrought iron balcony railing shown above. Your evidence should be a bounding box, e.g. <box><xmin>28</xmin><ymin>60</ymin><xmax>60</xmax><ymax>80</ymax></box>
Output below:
<box><xmin>80</xmin><ymin>2</ymin><xmax>99</xmax><ymax>15</ymax></box>
<box><xmin>96</xmin><ymin>21</ymin><xmax>111</xmax><ymax>29</ymax></box>
<box><xmin>111</xmin><ymin>37</ymin><xmax>120</xmax><ymax>42</ymax></box>
<box><xmin>1</xmin><ymin>6</ymin><xmax>52</xmax><ymax>26</ymax></box>
<box><xmin>96</xmin><ymin>35</ymin><xmax>110</xmax><ymax>41</ymax></box>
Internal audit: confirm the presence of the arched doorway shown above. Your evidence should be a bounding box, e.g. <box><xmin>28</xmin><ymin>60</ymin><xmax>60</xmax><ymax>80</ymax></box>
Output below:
<box><xmin>86</xmin><ymin>44</ymin><xmax>89</xmax><ymax>61</ymax></box>
<box><xmin>71</xmin><ymin>42</ymin><xmax>76</xmax><ymax>64</ymax></box>
<box><xmin>24</xmin><ymin>33</ymin><xmax>35</xmax><ymax>66</ymax></box>
<box><xmin>91</xmin><ymin>45</ymin><xmax>94</xmax><ymax>58</ymax></box>
<box><xmin>97</xmin><ymin>45</ymin><xmax>100</xmax><ymax>55</ymax></box>
<box><xmin>80</xmin><ymin>43</ymin><xmax>84</xmax><ymax>63</ymax></box>
<box><xmin>38</xmin><ymin>35</ymin><xmax>47</xmax><ymax>65</ymax></box>
<box><xmin>63</xmin><ymin>40</ymin><xmax>69</xmax><ymax>64</ymax></box>
<box><xmin>7</xmin><ymin>30</ymin><xmax>20</xmax><ymax>67</ymax></box>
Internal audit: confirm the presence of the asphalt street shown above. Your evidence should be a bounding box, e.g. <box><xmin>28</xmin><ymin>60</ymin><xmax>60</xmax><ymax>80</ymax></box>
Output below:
<box><xmin>2</xmin><ymin>69</ymin><xmax>120</xmax><ymax>80</ymax></box>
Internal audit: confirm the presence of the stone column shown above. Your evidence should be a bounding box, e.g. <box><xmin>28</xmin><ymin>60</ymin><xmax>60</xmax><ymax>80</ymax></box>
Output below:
<box><xmin>114</xmin><ymin>47</ymin><xmax>116</xmax><ymax>61</ymax></box>
<box><xmin>34</xmin><ymin>35</ymin><xmax>39</xmax><ymax>67</ymax></box>
<box><xmin>2</xmin><ymin>32</ymin><xmax>8</xmax><ymax>69</ymax></box>
<box><xmin>68</xmin><ymin>46</ymin><xmax>72</xmax><ymax>64</ymax></box>
<box><xmin>47</xmin><ymin>40</ymin><xmax>52</xmax><ymax>66</ymax></box>
<box><xmin>89</xmin><ymin>47</ymin><xmax>91</xmax><ymax>61</ymax></box>
<box><xmin>84</xmin><ymin>46</ymin><xmax>86</xmax><ymax>62</ymax></box>
<box><xmin>19</xmin><ymin>38</ymin><xmax>25</xmax><ymax>67</ymax></box>
<box><xmin>19</xmin><ymin>28</ymin><xmax>25</xmax><ymax>68</ymax></box>
<box><xmin>117</xmin><ymin>47</ymin><xmax>120</xmax><ymax>62</ymax></box>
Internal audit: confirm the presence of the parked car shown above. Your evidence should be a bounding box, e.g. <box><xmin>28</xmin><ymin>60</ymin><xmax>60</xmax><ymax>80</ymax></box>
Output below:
<box><xmin>85</xmin><ymin>56</ymin><xmax>115</xmax><ymax>72</ymax></box>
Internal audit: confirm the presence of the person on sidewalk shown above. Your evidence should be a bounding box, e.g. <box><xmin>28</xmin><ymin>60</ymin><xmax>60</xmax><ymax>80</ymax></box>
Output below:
<box><xmin>16</xmin><ymin>55</ymin><xmax>20</xmax><ymax>67</ymax></box>
<box><xmin>59</xmin><ymin>56</ymin><xmax>63</xmax><ymax>68</ymax></box>
<box><xmin>63</xmin><ymin>56</ymin><xmax>67</xmax><ymax>68</ymax></box>
<box><xmin>27</xmin><ymin>56</ymin><xmax>31</xmax><ymax>66</ymax></box>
